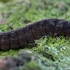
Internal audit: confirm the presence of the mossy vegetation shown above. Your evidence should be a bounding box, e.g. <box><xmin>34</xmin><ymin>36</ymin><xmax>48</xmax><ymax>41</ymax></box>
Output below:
<box><xmin>0</xmin><ymin>0</ymin><xmax>70</xmax><ymax>70</ymax></box>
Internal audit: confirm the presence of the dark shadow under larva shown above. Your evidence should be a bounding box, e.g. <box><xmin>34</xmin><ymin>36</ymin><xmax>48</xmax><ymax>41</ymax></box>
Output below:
<box><xmin>0</xmin><ymin>18</ymin><xmax>70</xmax><ymax>51</ymax></box>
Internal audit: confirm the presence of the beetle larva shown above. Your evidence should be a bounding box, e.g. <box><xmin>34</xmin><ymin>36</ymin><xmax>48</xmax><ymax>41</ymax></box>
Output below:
<box><xmin>0</xmin><ymin>18</ymin><xmax>70</xmax><ymax>51</ymax></box>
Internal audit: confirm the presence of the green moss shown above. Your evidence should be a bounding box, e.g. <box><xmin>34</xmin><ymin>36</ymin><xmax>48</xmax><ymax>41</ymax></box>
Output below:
<box><xmin>20</xmin><ymin>61</ymin><xmax>42</xmax><ymax>70</ymax></box>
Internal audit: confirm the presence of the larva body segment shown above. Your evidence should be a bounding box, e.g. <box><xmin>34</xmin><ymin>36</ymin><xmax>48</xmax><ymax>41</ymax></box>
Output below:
<box><xmin>31</xmin><ymin>22</ymin><xmax>43</xmax><ymax>39</ymax></box>
<box><xmin>46</xmin><ymin>19</ymin><xmax>58</xmax><ymax>35</ymax></box>
<box><xmin>63</xmin><ymin>20</ymin><xmax>70</xmax><ymax>36</ymax></box>
<box><xmin>55</xmin><ymin>19</ymin><xmax>69</xmax><ymax>36</ymax></box>
<box><xmin>24</xmin><ymin>25</ymin><xmax>35</xmax><ymax>43</ymax></box>
<box><xmin>9</xmin><ymin>31</ymin><xmax>19</xmax><ymax>49</ymax></box>
<box><xmin>0</xmin><ymin>33</ymin><xmax>10</xmax><ymax>50</ymax></box>
<box><xmin>38</xmin><ymin>19</ymin><xmax>47</xmax><ymax>36</ymax></box>
<box><xmin>55</xmin><ymin>20</ymin><xmax>64</xmax><ymax>35</ymax></box>
<box><xmin>17</xmin><ymin>28</ymin><xmax>28</xmax><ymax>48</ymax></box>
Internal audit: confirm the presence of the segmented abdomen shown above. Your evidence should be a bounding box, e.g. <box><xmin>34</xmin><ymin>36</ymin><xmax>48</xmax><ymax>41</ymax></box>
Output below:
<box><xmin>0</xmin><ymin>19</ymin><xmax>70</xmax><ymax>51</ymax></box>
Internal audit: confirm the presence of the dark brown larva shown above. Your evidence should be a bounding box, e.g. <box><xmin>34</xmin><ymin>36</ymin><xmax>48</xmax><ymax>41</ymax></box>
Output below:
<box><xmin>0</xmin><ymin>18</ymin><xmax>70</xmax><ymax>51</ymax></box>
<box><xmin>0</xmin><ymin>33</ymin><xmax>10</xmax><ymax>50</ymax></box>
<box><xmin>17</xmin><ymin>28</ymin><xmax>28</xmax><ymax>48</ymax></box>
<box><xmin>9</xmin><ymin>31</ymin><xmax>19</xmax><ymax>49</ymax></box>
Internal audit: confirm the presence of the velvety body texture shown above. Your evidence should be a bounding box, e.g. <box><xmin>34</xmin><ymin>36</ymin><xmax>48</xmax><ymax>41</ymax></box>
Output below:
<box><xmin>0</xmin><ymin>19</ymin><xmax>70</xmax><ymax>51</ymax></box>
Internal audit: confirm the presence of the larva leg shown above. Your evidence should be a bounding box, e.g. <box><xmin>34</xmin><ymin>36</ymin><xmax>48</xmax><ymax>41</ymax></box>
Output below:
<box><xmin>0</xmin><ymin>33</ymin><xmax>10</xmax><ymax>51</ymax></box>
<box><xmin>9</xmin><ymin>31</ymin><xmax>19</xmax><ymax>49</ymax></box>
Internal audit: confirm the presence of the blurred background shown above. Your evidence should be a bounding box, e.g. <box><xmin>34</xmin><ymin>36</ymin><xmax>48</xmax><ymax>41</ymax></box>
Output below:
<box><xmin>0</xmin><ymin>0</ymin><xmax>70</xmax><ymax>32</ymax></box>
